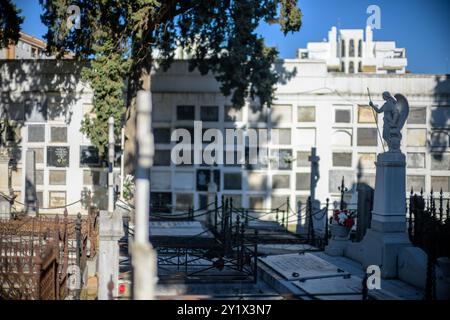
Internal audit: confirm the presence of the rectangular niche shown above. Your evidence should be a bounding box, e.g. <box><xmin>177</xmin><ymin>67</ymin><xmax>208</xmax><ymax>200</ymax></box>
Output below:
<box><xmin>297</xmin><ymin>151</ymin><xmax>310</xmax><ymax>168</ymax></box>
<box><xmin>332</xmin><ymin>152</ymin><xmax>352</xmax><ymax>167</ymax></box>
<box><xmin>271</xmin><ymin>149</ymin><xmax>292</xmax><ymax>170</ymax></box>
<box><xmin>407</xmin><ymin>152</ymin><xmax>425</xmax><ymax>169</ymax></box>
<box><xmin>297</xmin><ymin>106</ymin><xmax>316</xmax><ymax>122</ymax></box>
<box><xmin>248</xmin><ymin>172</ymin><xmax>267</xmax><ymax>191</ymax></box>
<box><xmin>49</xmin><ymin>191</ymin><xmax>66</xmax><ymax>208</ymax></box>
<box><xmin>357</xmin><ymin>128</ymin><xmax>377</xmax><ymax>147</ymax></box>
<box><xmin>271</xmin><ymin>105</ymin><xmax>292</xmax><ymax>124</ymax></box>
<box><xmin>49</xmin><ymin>170</ymin><xmax>66</xmax><ymax>185</ymax></box>
<box><xmin>47</xmin><ymin>146</ymin><xmax>69</xmax><ymax>167</ymax></box>
<box><xmin>175</xmin><ymin>193</ymin><xmax>193</xmax><ymax>211</ymax></box>
<box><xmin>272</xmin><ymin>128</ymin><xmax>291</xmax><ymax>145</ymax></box>
<box><xmin>196</xmin><ymin>169</ymin><xmax>220</xmax><ymax>191</ymax></box>
<box><xmin>176</xmin><ymin>105</ymin><xmax>195</xmax><ymax>121</ymax></box>
<box><xmin>249</xmin><ymin>196</ymin><xmax>265</xmax><ymax>209</ymax></box>
<box><xmin>150</xmin><ymin>171</ymin><xmax>171</xmax><ymax>190</ymax></box>
<box><xmin>80</xmin><ymin>146</ymin><xmax>101</xmax><ymax>167</ymax></box>
<box><xmin>28</xmin><ymin>125</ymin><xmax>45</xmax><ymax>143</ymax></box>
<box><xmin>406</xmin><ymin>175</ymin><xmax>425</xmax><ymax>193</ymax></box>
<box><xmin>329</xmin><ymin>170</ymin><xmax>354</xmax><ymax>193</ymax></box>
<box><xmin>358</xmin><ymin>105</ymin><xmax>376</xmax><ymax>123</ymax></box>
<box><xmin>407</xmin><ymin>129</ymin><xmax>427</xmax><ymax>147</ymax></box>
<box><xmin>153</xmin><ymin>128</ymin><xmax>171</xmax><ymax>144</ymax></box>
<box><xmin>408</xmin><ymin>107</ymin><xmax>427</xmax><ymax>125</ymax></box>
<box><xmin>271</xmin><ymin>195</ymin><xmax>288</xmax><ymax>210</ymax></box>
<box><xmin>335</xmin><ymin>109</ymin><xmax>351</xmax><ymax>123</ymax></box>
<box><xmin>150</xmin><ymin>192</ymin><xmax>172</xmax><ymax>212</ymax></box>
<box><xmin>153</xmin><ymin>103</ymin><xmax>173</xmax><ymax>122</ymax></box>
<box><xmin>296</xmin><ymin>172</ymin><xmax>311</xmax><ymax>191</ymax></box>
<box><xmin>174</xmin><ymin>171</ymin><xmax>195</xmax><ymax>190</ymax></box>
<box><xmin>153</xmin><ymin>150</ymin><xmax>171</xmax><ymax>166</ymax></box>
<box><xmin>431</xmin><ymin>153</ymin><xmax>450</xmax><ymax>170</ymax></box>
<box><xmin>224</xmin><ymin>172</ymin><xmax>242</xmax><ymax>190</ymax></box>
<box><xmin>272</xmin><ymin>174</ymin><xmax>290</xmax><ymax>189</ymax></box>
<box><xmin>50</xmin><ymin>126</ymin><xmax>67</xmax><ymax>143</ymax></box>
<box><xmin>431</xmin><ymin>176</ymin><xmax>449</xmax><ymax>192</ymax></box>
<box><xmin>200</xmin><ymin>106</ymin><xmax>219</xmax><ymax>121</ymax></box>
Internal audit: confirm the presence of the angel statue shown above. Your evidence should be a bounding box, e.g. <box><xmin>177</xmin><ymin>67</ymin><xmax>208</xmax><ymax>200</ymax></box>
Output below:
<box><xmin>369</xmin><ymin>91</ymin><xmax>409</xmax><ymax>152</ymax></box>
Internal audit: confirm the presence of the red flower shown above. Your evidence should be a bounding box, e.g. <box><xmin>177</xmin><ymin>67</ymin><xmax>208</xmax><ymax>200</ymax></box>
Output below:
<box><xmin>344</xmin><ymin>217</ymin><xmax>354</xmax><ymax>228</ymax></box>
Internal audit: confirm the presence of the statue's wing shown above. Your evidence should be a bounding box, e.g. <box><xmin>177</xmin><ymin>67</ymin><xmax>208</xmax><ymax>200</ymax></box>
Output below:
<box><xmin>394</xmin><ymin>93</ymin><xmax>409</xmax><ymax>130</ymax></box>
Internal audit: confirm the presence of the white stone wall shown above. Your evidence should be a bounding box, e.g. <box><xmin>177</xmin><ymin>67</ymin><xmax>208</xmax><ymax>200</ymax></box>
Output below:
<box><xmin>0</xmin><ymin>61</ymin><xmax>116</xmax><ymax>215</ymax></box>
<box><xmin>1</xmin><ymin>58</ymin><xmax>448</xmax><ymax>218</ymax></box>
<box><xmin>150</xmin><ymin>60</ymin><xmax>450</xmax><ymax>216</ymax></box>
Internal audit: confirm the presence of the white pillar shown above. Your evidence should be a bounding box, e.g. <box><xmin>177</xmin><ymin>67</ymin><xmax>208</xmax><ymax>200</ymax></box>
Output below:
<box><xmin>108</xmin><ymin>117</ymin><xmax>115</xmax><ymax>214</ymax></box>
<box><xmin>131</xmin><ymin>90</ymin><xmax>158</xmax><ymax>300</ymax></box>
<box><xmin>120</xmin><ymin>128</ymin><xmax>125</xmax><ymax>200</ymax></box>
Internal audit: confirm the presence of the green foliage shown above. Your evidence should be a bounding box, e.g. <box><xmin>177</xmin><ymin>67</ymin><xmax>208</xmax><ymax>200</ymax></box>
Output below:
<box><xmin>39</xmin><ymin>0</ymin><xmax>302</xmax><ymax>154</ymax></box>
<box><xmin>0</xmin><ymin>0</ymin><xmax>24</xmax><ymax>49</ymax></box>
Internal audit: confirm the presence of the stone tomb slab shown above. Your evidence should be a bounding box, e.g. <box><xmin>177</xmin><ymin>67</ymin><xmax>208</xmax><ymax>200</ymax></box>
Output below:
<box><xmin>257</xmin><ymin>244</ymin><xmax>316</xmax><ymax>255</ymax></box>
<box><xmin>293</xmin><ymin>275</ymin><xmax>363</xmax><ymax>300</ymax></box>
<box><xmin>259</xmin><ymin>253</ymin><xmax>350</xmax><ymax>281</ymax></box>
<box><xmin>149</xmin><ymin>221</ymin><xmax>213</xmax><ymax>238</ymax></box>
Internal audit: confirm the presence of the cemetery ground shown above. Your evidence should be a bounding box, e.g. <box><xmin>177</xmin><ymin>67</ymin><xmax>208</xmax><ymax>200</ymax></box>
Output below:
<box><xmin>113</xmin><ymin>191</ymin><xmax>446</xmax><ymax>300</ymax></box>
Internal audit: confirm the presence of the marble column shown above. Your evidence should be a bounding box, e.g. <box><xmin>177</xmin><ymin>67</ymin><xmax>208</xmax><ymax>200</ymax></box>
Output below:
<box><xmin>98</xmin><ymin>210</ymin><xmax>124</xmax><ymax>300</ymax></box>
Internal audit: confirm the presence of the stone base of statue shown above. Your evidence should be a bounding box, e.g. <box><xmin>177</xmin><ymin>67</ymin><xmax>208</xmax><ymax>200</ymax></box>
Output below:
<box><xmin>325</xmin><ymin>224</ymin><xmax>351</xmax><ymax>256</ymax></box>
<box><xmin>348</xmin><ymin>152</ymin><xmax>413</xmax><ymax>278</ymax></box>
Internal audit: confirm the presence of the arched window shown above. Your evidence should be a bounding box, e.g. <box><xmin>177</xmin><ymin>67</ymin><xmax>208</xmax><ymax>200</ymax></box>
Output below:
<box><xmin>349</xmin><ymin>39</ymin><xmax>355</xmax><ymax>57</ymax></box>
<box><xmin>341</xmin><ymin>40</ymin><xmax>346</xmax><ymax>57</ymax></box>
<box><xmin>358</xmin><ymin>61</ymin><xmax>362</xmax><ymax>73</ymax></box>
<box><xmin>349</xmin><ymin>61</ymin><xmax>354</xmax><ymax>73</ymax></box>
<box><xmin>341</xmin><ymin>61</ymin><xmax>345</xmax><ymax>73</ymax></box>
<box><xmin>358</xmin><ymin>39</ymin><xmax>362</xmax><ymax>57</ymax></box>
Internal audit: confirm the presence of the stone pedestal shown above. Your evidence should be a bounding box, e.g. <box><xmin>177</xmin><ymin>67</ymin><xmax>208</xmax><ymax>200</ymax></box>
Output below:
<box><xmin>98</xmin><ymin>210</ymin><xmax>124</xmax><ymax>300</ymax></box>
<box><xmin>325</xmin><ymin>225</ymin><xmax>350</xmax><ymax>256</ymax></box>
<box><xmin>436</xmin><ymin>257</ymin><xmax>450</xmax><ymax>300</ymax></box>
<box><xmin>355</xmin><ymin>152</ymin><xmax>412</xmax><ymax>278</ymax></box>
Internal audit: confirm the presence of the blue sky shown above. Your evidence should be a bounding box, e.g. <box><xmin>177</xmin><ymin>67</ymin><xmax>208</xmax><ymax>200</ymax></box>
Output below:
<box><xmin>13</xmin><ymin>0</ymin><xmax>450</xmax><ymax>74</ymax></box>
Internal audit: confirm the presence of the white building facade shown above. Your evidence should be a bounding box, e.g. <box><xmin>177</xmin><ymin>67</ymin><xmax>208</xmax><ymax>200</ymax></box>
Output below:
<box><xmin>149</xmin><ymin>59</ymin><xmax>449</xmax><ymax>214</ymax></box>
<box><xmin>297</xmin><ymin>26</ymin><xmax>407</xmax><ymax>74</ymax></box>
<box><xmin>0</xmin><ymin>60</ymin><xmax>116</xmax><ymax>216</ymax></box>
